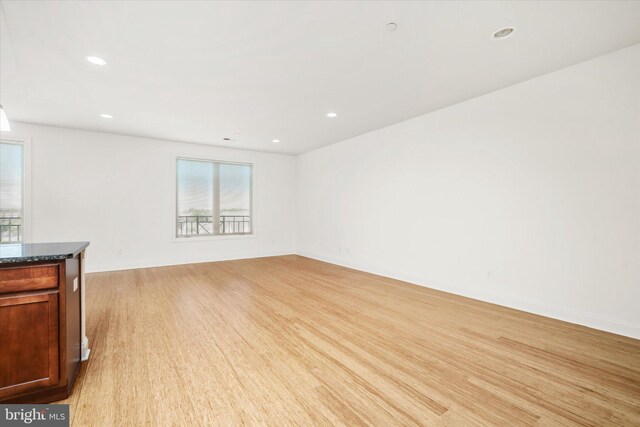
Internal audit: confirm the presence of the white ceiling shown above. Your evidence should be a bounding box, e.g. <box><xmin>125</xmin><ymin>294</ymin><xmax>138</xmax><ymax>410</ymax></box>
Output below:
<box><xmin>1</xmin><ymin>1</ymin><xmax>640</xmax><ymax>154</ymax></box>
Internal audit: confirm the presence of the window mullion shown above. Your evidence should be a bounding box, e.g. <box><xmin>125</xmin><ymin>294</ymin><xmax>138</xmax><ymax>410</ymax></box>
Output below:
<box><xmin>212</xmin><ymin>162</ymin><xmax>220</xmax><ymax>235</ymax></box>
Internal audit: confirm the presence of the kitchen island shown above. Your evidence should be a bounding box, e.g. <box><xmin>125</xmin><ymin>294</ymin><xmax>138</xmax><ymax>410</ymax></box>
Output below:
<box><xmin>0</xmin><ymin>242</ymin><xmax>90</xmax><ymax>403</ymax></box>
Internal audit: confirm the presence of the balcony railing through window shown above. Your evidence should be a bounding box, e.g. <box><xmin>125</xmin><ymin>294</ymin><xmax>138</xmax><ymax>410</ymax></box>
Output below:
<box><xmin>0</xmin><ymin>217</ymin><xmax>22</xmax><ymax>243</ymax></box>
<box><xmin>177</xmin><ymin>215</ymin><xmax>251</xmax><ymax>237</ymax></box>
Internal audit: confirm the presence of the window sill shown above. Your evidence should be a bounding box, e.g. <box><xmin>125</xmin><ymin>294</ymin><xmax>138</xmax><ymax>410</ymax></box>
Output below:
<box><xmin>171</xmin><ymin>234</ymin><xmax>256</xmax><ymax>243</ymax></box>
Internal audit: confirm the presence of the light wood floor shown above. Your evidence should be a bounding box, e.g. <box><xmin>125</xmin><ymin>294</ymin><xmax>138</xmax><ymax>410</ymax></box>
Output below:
<box><xmin>61</xmin><ymin>255</ymin><xmax>640</xmax><ymax>426</ymax></box>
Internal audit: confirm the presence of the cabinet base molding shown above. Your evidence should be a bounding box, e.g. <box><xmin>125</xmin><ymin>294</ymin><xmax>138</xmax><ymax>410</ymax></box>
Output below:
<box><xmin>0</xmin><ymin>383</ymin><xmax>70</xmax><ymax>404</ymax></box>
<box><xmin>81</xmin><ymin>337</ymin><xmax>91</xmax><ymax>361</ymax></box>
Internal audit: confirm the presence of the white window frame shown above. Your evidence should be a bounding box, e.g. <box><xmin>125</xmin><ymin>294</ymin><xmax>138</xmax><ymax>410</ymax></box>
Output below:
<box><xmin>0</xmin><ymin>136</ymin><xmax>32</xmax><ymax>244</ymax></box>
<box><xmin>173</xmin><ymin>156</ymin><xmax>255</xmax><ymax>242</ymax></box>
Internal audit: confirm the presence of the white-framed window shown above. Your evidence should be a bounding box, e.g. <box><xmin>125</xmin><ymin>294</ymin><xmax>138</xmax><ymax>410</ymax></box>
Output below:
<box><xmin>175</xmin><ymin>157</ymin><xmax>253</xmax><ymax>238</ymax></box>
<box><xmin>0</xmin><ymin>138</ymin><xmax>30</xmax><ymax>244</ymax></box>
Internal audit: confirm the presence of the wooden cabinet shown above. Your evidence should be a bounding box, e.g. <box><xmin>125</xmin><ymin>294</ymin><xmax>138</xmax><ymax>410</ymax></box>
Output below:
<box><xmin>0</xmin><ymin>292</ymin><xmax>59</xmax><ymax>399</ymax></box>
<box><xmin>0</xmin><ymin>252</ymin><xmax>85</xmax><ymax>403</ymax></box>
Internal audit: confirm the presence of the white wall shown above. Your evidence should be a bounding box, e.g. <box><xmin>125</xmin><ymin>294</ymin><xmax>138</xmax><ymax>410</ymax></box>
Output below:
<box><xmin>3</xmin><ymin>123</ymin><xmax>296</xmax><ymax>272</ymax></box>
<box><xmin>297</xmin><ymin>45</ymin><xmax>640</xmax><ymax>338</ymax></box>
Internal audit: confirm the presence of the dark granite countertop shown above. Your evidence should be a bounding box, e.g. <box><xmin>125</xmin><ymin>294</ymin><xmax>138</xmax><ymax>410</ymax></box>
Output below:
<box><xmin>0</xmin><ymin>242</ymin><xmax>90</xmax><ymax>264</ymax></box>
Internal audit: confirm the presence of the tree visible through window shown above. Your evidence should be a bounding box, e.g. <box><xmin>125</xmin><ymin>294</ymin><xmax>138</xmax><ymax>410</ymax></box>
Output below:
<box><xmin>0</xmin><ymin>141</ymin><xmax>23</xmax><ymax>243</ymax></box>
<box><xmin>176</xmin><ymin>158</ymin><xmax>252</xmax><ymax>237</ymax></box>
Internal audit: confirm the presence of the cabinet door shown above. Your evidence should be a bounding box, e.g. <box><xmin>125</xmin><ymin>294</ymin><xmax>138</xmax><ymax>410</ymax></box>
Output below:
<box><xmin>0</xmin><ymin>292</ymin><xmax>59</xmax><ymax>399</ymax></box>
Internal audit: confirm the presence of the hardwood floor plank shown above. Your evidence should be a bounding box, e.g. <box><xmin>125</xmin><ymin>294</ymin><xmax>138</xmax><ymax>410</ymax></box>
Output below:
<box><xmin>59</xmin><ymin>255</ymin><xmax>640</xmax><ymax>426</ymax></box>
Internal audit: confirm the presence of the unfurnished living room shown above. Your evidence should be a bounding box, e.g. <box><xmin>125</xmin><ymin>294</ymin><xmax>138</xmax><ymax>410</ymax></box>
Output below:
<box><xmin>0</xmin><ymin>1</ymin><xmax>639</xmax><ymax>426</ymax></box>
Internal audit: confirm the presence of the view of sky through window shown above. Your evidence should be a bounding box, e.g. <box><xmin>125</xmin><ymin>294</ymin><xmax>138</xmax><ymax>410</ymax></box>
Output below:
<box><xmin>0</xmin><ymin>142</ymin><xmax>23</xmax><ymax>216</ymax></box>
<box><xmin>177</xmin><ymin>159</ymin><xmax>251</xmax><ymax>217</ymax></box>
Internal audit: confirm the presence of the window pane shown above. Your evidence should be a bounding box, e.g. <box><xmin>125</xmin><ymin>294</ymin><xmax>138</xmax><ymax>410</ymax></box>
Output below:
<box><xmin>220</xmin><ymin>163</ymin><xmax>252</xmax><ymax>234</ymax></box>
<box><xmin>0</xmin><ymin>142</ymin><xmax>23</xmax><ymax>243</ymax></box>
<box><xmin>176</xmin><ymin>159</ymin><xmax>213</xmax><ymax>236</ymax></box>
<box><xmin>175</xmin><ymin>159</ymin><xmax>252</xmax><ymax>237</ymax></box>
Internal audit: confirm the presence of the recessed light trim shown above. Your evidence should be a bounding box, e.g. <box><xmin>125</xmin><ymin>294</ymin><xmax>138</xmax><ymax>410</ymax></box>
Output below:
<box><xmin>100</xmin><ymin>114</ymin><xmax>113</xmax><ymax>119</ymax></box>
<box><xmin>492</xmin><ymin>27</ymin><xmax>515</xmax><ymax>40</ymax></box>
<box><xmin>326</xmin><ymin>112</ymin><xmax>338</xmax><ymax>118</ymax></box>
<box><xmin>87</xmin><ymin>56</ymin><xmax>107</xmax><ymax>65</ymax></box>
<box><xmin>385</xmin><ymin>23</ymin><xmax>397</xmax><ymax>32</ymax></box>
<box><xmin>272</xmin><ymin>139</ymin><xmax>280</xmax><ymax>143</ymax></box>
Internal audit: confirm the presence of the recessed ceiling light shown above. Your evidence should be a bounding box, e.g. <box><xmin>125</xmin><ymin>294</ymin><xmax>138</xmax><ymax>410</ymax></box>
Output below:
<box><xmin>87</xmin><ymin>56</ymin><xmax>107</xmax><ymax>65</ymax></box>
<box><xmin>385</xmin><ymin>23</ymin><xmax>397</xmax><ymax>32</ymax></box>
<box><xmin>223</xmin><ymin>137</ymin><xmax>231</xmax><ymax>141</ymax></box>
<box><xmin>492</xmin><ymin>27</ymin><xmax>515</xmax><ymax>39</ymax></box>
<box><xmin>326</xmin><ymin>112</ymin><xmax>337</xmax><ymax>118</ymax></box>
<box><xmin>272</xmin><ymin>139</ymin><xmax>280</xmax><ymax>143</ymax></box>
<box><xmin>100</xmin><ymin>114</ymin><xmax>113</xmax><ymax>119</ymax></box>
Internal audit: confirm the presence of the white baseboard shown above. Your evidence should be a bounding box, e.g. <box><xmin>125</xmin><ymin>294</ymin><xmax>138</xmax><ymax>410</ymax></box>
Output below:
<box><xmin>296</xmin><ymin>250</ymin><xmax>640</xmax><ymax>340</ymax></box>
<box><xmin>87</xmin><ymin>251</ymin><xmax>295</xmax><ymax>273</ymax></box>
<box><xmin>83</xmin><ymin>249</ymin><xmax>639</xmax><ymax>339</ymax></box>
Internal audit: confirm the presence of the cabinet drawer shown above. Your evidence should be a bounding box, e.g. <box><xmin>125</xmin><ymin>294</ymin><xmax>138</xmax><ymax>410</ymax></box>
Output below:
<box><xmin>0</xmin><ymin>264</ymin><xmax>59</xmax><ymax>294</ymax></box>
